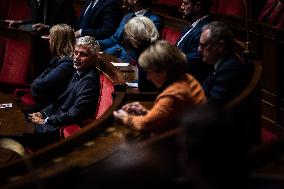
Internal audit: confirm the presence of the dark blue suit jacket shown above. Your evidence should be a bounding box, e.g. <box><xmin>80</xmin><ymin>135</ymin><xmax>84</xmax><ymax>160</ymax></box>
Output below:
<box><xmin>202</xmin><ymin>55</ymin><xmax>247</xmax><ymax>107</ymax></box>
<box><xmin>31</xmin><ymin>57</ymin><xmax>75</xmax><ymax>107</ymax></box>
<box><xmin>39</xmin><ymin>69</ymin><xmax>100</xmax><ymax>132</ymax></box>
<box><xmin>98</xmin><ymin>11</ymin><xmax>161</xmax><ymax>62</ymax></box>
<box><xmin>177</xmin><ymin>16</ymin><xmax>213</xmax><ymax>82</ymax></box>
<box><xmin>76</xmin><ymin>0</ymin><xmax>121</xmax><ymax>39</ymax></box>
<box><xmin>27</xmin><ymin>0</ymin><xmax>77</xmax><ymax>27</ymax></box>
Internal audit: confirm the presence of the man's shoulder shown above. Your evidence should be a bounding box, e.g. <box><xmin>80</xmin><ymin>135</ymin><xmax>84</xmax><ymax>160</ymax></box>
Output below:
<box><xmin>82</xmin><ymin>69</ymin><xmax>100</xmax><ymax>79</ymax></box>
<box><xmin>74</xmin><ymin>69</ymin><xmax>100</xmax><ymax>89</ymax></box>
<box><xmin>216</xmin><ymin>55</ymin><xmax>245</xmax><ymax>75</ymax></box>
<box><xmin>221</xmin><ymin>56</ymin><xmax>243</xmax><ymax>67</ymax></box>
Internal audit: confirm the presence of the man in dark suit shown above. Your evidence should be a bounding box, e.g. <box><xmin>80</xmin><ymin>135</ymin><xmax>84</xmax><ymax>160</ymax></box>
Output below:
<box><xmin>177</xmin><ymin>0</ymin><xmax>213</xmax><ymax>82</ymax></box>
<box><xmin>75</xmin><ymin>0</ymin><xmax>121</xmax><ymax>40</ymax></box>
<box><xmin>5</xmin><ymin>0</ymin><xmax>77</xmax><ymax>32</ymax></box>
<box><xmin>200</xmin><ymin>21</ymin><xmax>247</xmax><ymax>107</ymax></box>
<box><xmin>29</xmin><ymin>36</ymin><xmax>101</xmax><ymax>134</ymax></box>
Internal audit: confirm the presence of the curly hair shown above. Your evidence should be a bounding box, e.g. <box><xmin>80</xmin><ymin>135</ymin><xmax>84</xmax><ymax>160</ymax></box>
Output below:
<box><xmin>76</xmin><ymin>36</ymin><xmax>100</xmax><ymax>54</ymax></box>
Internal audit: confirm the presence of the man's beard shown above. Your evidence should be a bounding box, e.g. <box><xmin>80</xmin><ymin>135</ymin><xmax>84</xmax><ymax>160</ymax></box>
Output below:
<box><xmin>184</xmin><ymin>12</ymin><xmax>196</xmax><ymax>22</ymax></box>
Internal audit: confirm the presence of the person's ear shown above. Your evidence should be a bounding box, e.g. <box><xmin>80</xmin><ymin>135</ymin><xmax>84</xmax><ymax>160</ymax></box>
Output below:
<box><xmin>218</xmin><ymin>40</ymin><xmax>226</xmax><ymax>52</ymax></box>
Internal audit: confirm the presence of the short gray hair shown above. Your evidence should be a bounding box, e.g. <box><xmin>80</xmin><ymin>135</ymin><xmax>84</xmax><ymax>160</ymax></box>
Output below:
<box><xmin>202</xmin><ymin>21</ymin><xmax>234</xmax><ymax>53</ymax></box>
<box><xmin>76</xmin><ymin>36</ymin><xmax>100</xmax><ymax>54</ymax></box>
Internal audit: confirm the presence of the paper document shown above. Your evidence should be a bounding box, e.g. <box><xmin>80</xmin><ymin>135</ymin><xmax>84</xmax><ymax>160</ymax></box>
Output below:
<box><xmin>111</xmin><ymin>62</ymin><xmax>129</xmax><ymax>67</ymax></box>
<box><xmin>126</xmin><ymin>82</ymin><xmax>138</xmax><ymax>88</ymax></box>
<box><xmin>0</xmin><ymin>103</ymin><xmax>12</xmax><ymax>109</ymax></box>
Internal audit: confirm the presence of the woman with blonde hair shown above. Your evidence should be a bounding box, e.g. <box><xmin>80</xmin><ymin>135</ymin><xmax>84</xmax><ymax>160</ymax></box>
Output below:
<box><xmin>123</xmin><ymin>16</ymin><xmax>160</xmax><ymax>91</ymax></box>
<box><xmin>114</xmin><ymin>40</ymin><xmax>206</xmax><ymax>133</ymax></box>
<box><xmin>30</xmin><ymin>24</ymin><xmax>75</xmax><ymax>110</ymax></box>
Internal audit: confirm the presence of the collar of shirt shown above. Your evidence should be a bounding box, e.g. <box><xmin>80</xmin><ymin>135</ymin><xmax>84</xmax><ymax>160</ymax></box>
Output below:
<box><xmin>214</xmin><ymin>58</ymin><xmax>223</xmax><ymax>71</ymax></box>
<box><xmin>191</xmin><ymin>15</ymin><xmax>209</xmax><ymax>28</ymax></box>
<box><xmin>84</xmin><ymin>0</ymin><xmax>99</xmax><ymax>16</ymax></box>
<box><xmin>177</xmin><ymin>15</ymin><xmax>209</xmax><ymax>47</ymax></box>
<box><xmin>77</xmin><ymin>71</ymin><xmax>83</xmax><ymax>76</ymax></box>
<box><xmin>92</xmin><ymin>0</ymin><xmax>99</xmax><ymax>8</ymax></box>
<box><xmin>135</xmin><ymin>9</ymin><xmax>148</xmax><ymax>16</ymax></box>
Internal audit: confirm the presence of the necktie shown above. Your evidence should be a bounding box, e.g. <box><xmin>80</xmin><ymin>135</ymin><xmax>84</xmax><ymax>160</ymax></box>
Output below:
<box><xmin>202</xmin><ymin>70</ymin><xmax>215</xmax><ymax>93</ymax></box>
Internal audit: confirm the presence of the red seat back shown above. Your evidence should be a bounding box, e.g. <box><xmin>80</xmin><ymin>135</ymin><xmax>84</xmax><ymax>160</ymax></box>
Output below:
<box><xmin>211</xmin><ymin>0</ymin><xmax>246</xmax><ymax>17</ymax></box>
<box><xmin>0</xmin><ymin>37</ymin><xmax>32</xmax><ymax>84</ymax></box>
<box><xmin>60</xmin><ymin>72</ymin><xmax>114</xmax><ymax>138</ymax></box>
<box><xmin>6</xmin><ymin>0</ymin><xmax>31</xmax><ymax>20</ymax></box>
<box><xmin>262</xmin><ymin>128</ymin><xmax>278</xmax><ymax>143</ymax></box>
<box><xmin>161</xmin><ymin>27</ymin><xmax>181</xmax><ymax>44</ymax></box>
<box><xmin>95</xmin><ymin>73</ymin><xmax>114</xmax><ymax>119</ymax></box>
<box><xmin>0</xmin><ymin>37</ymin><xmax>6</xmax><ymax>72</ymax></box>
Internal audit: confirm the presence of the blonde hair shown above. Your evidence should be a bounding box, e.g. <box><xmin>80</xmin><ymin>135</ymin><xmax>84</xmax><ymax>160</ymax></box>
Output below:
<box><xmin>124</xmin><ymin>16</ymin><xmax>159</xmax><ymax>49</ymax></box>
<box><xmin>49</xmin><ymin>24</ymin><xmax>75</xmax><ymax>58</ymax></box>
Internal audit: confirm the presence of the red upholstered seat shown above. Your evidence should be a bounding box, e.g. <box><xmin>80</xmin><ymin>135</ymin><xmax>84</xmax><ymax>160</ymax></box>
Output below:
<box><xmin>0</xmin><ymin>37</ymin><xmax>6</xmax><ymax>72</ymax></box>
<box><xmin>156</xmin><ymin>0</ymin><xmax>181</xmax><ymax>6</ymax></box>
<box><xmin>262</xmin><ymin>128</ymin><xmax>278</xmax><ymax>143</ymax></box>
<box><xmin>211</xmin><ymin>0</ymin><xmax>246</xmax><ymax>17</ymax></box>
<box><xmin>0</xmin><ymin>0</ymin><xmax>31</xmax><ymax>71</ymax></box>
<box><xmin>14</xmin><ymin>88</ymin><xmax>35</xmax><ymax>107</ymax></box>
<box><xmin>95</xmin><ymin>73</ymin><xmax>114</xmax><ymax>119</ymax></box>
<box><xmin>161</xmin><ymin>27</ymin><xmax>181</xmax><ymax>44</ymax></box>
<box><xmin>60</xmin><ymin>73</ymin><xmax>115</xmax><ymax>138</ymax></box>
<box><xmin>258</xmin><ymin>0</ymin><xmax>284</xmax><ymax>29</ymax></box>
<box><xmin>0</xmin><ymin>37</ymin><xmax>32</xmax><ymax>85</ymax></box>
<box><xmin>20</xmin><ymin>92</ymin><xmax>35</xmax><ymax>107</ymax></box>
<box><xmin>6</xmin><ymin>0</ymin><xmax>31</xmax><ymax>20</ymax></box>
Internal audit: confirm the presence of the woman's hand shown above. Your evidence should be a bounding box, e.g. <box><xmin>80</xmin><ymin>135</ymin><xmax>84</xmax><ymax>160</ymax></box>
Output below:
<box><xmin>113</xmin><ymin>109</ymin><xmax>129</xmax><ymax>124</ymax></box>
<box><xmin>121</xmin><ymin>102</ymin><xmax>148</xmax><ymax>115</ymax></box>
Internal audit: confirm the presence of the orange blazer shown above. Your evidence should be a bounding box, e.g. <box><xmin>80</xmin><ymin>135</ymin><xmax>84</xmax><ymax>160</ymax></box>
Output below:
<box><xmin>124</xmin><ymin>74</ymin><xmax>206</xmax><ymax>133</ymax></box>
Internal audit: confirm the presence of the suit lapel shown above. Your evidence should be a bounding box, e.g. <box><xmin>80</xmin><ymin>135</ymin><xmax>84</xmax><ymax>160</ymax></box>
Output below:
<box><xmin>117</xmin><ymin>12</ymin><xmax>135</xmax><ymax>39</ymax></box>
<box><xmin>176</xmin><ymin>25</ymin><xmax>193</xmax><ymax>47</ymax></box>
<box><xmin>202</xmin><ymin>57</ymin><xmax>225</xmax><ymax>92</ymax></box>
<box><xmin>89</xmin><ymin>0</ymin><xmax>103</xmax><ymax>20</ymax></box>
<box><xmin>57</xmin><ymin>73</ymin><xmax>79</xmax><ymax>100</ymax></box>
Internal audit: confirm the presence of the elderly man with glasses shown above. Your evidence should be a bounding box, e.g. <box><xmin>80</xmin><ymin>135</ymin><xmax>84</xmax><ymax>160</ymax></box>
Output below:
<box><xmin>199</xmin><ymin>21</ymin><xmax>247</xmax><ymax>107</ymax></box>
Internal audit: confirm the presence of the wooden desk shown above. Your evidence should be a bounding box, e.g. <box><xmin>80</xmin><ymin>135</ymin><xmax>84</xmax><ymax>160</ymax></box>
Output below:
<box><xmin>0</xmin><ymin>93</ymin><xmax>33</xmax><ymax>137</ymax></box>
<box><xmin>99</xmin><ymin>53</ymin><xmax>137</xmax><ymax>82</ymax></box>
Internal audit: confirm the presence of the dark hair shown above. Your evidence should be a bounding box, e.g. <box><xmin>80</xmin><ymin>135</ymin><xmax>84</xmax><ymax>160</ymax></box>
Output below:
<box><xmin>139</xmin><ymin>0</ymin><xmax>152</xmax><ymax>8</ymax></box>
<box><xmin>202</xmin><ymin>21</ymin><xmax>235</xmax><ymax>54</ymax></box>
<box><xmin>190</xmin><ymin>0</ymin><xmax>212</xmax><ymax>13</ymax></box>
